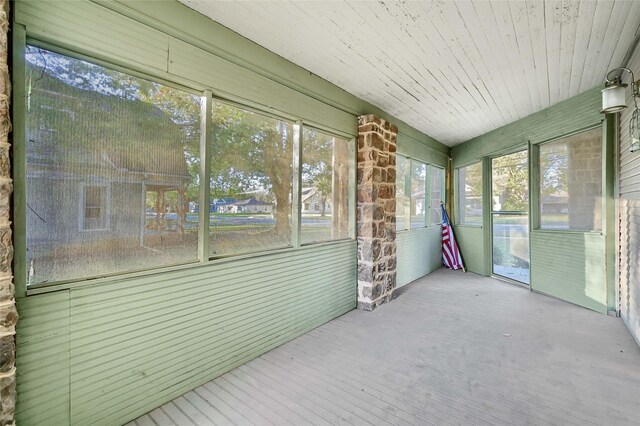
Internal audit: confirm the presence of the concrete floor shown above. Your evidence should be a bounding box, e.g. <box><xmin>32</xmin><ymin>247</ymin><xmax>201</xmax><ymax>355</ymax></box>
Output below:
<box><xmin>129</xmin><ymin>269</ymin><xmax>640</xmax><ymax>425</ymax></box>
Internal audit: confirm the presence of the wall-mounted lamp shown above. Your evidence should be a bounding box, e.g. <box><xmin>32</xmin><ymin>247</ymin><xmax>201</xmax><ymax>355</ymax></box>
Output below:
<box><xmin>602</xmin><ymin>67</ymin><xmax>640</xmax><ymax>152</ymax></box>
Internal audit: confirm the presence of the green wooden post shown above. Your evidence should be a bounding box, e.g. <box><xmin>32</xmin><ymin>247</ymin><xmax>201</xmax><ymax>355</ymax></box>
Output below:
<box><xmin>11</xmin><ymin>24</ymin><xmax>26</xmax><ymax>298</ymax></box>
<box><xmin>529</xmin><ymin>141</ymin><xmax>539</xmax><ymax>291</ymax></box>
<box><xmin>482</xmin><ymin>157</ymin><xmax>492</xmax><ymax>276</ymax></box>
<box><xmin>348</xmin><ymin>136</ymin><xmax>356</xmax><ymax>239</ymax></box>
<box><xmin>198</xmin><ymin>90</ymin><xmax>212</xmax><ymax>262</ymax></box>
<box><xmin>604</xmin><ymin>114</ymin><xmax>617</xmax><ymax>315</ymax></box>
<box><xmin>291</xmin><ymin>121</ymin><xmax>302</xmax><ymax>248</ymax></box>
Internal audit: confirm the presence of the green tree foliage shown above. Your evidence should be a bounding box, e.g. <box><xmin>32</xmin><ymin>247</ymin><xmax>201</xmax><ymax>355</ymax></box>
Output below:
<box><xmin>302</xmin><ymin>129</ymin><xmax>334</xmax><ymax>216</ymax></box>
<box><xmin>540</xmin><ymin>143</ymin><xmax>568</xmax><ymax>197</ymax></box>
<box><xmin>491</xmin><ymin>151</ymin><xmax>528</xmax><ymax>212</ymax></box>
<box><xmin>209</xmin><ymin>102</ymin><xmax>293</xmax><ymax>234</ymax></box>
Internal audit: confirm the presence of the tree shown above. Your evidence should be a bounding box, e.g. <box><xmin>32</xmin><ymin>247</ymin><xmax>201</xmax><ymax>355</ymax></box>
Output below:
<box><xmin>301</xmin><ymin>129</ymin><xmax>334</xmax><ymax>216</ymax></box>
<box><xmin>491</xmin><ymin>151</ymin><xmax>528</xmax><ymax>211</ymax></box>
<box><xmin>210</xmin><ymin>102</ymin><xmax>293</xmax><ymax>236</ymax></box>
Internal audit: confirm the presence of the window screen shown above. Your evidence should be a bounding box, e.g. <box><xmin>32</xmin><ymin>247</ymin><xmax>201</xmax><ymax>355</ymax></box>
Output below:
<box><xmin>458</xmin><ymin>162</ymin><xmax>482</xmax><ymax>225</ymax></box>
<box><xmin>410</xmin><ymin>160</ymin><xmax>427</xmax><ymax>229</ymax></box>
<box><xmin>539</xmin><ymin>128</ymin><xmax>602</xmax><ymax>231</ymax></box>
<box><xmin>25</xmin><ymin>46</ymin><xmax>201</xmax><ymax>285</ymax></box>
<box><xmin>396</xmin><ymin>155</ymin><xmax>408</xmax><ymax>231</ymax></box>
<box><xmin>209</xmin><ymin>101</ymin><xmax>293</xmax><ymax>256</ymax></box>
<box><xmin>429</xmin><ymin>166</ymin><xmax>444</xmax><ymax>225</ymax></box>
<box><xmin>301</xmin><ymin>128</ymin><xmax>350</xmax><ymax>244</ymax></box>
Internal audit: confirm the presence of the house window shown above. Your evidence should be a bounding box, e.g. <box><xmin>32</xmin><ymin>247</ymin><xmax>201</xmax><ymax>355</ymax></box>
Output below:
<box><xmin>458</xmin><ymin>162</ymin><xmax>483</xmax><ymax>225</ymax></box>
<box><xmin>410</xmin><ymin>160</ymin><xmax>427</xmax><ymax>228</ymax></box>
<box><xmin>539</xmin><ymin>127</ymin><xmax>602</xmax><ymax>231</ymax></box>
<box><xmin>301</xmin><ymin>127</ymin><xmax>351</xmax><ymax>244</ymax></box>
<box><xmin>429</xmin><ymin>165</ymin><xmax>445</xmax><ymax>225</ymax></box>
<box><xmin>25</xmin><ymin>45</ymin><xmax>201</xmax><ymax>285</ymax></box>
<box><xmin>396</xmin><ymin>155</ymin><xmax>408</xmax><ymax>231</ymax></box>
<box><xmin>209</xmin><ymin>100</ymin><xmax>293</xmax><ymax>256</ymax></box>
<box><xmin>81</xmin><ymin>185</ymin><xmax>109</xmax><ymax>231</ymax></box>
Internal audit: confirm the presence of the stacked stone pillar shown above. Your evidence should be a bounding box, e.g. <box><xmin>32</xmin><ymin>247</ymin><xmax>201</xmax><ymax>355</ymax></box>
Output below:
<box><xmin>0</xmin><ymin>1</ymin><xmax>16</xmax><ymax>424</ymax></box>
<box><xmin>356</xmin><ymin>115</ymin><xmax>397</xmax><ymax>311</ymax></box>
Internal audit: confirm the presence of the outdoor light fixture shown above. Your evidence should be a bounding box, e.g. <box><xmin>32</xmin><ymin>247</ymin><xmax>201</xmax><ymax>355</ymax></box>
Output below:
<box><xmin>603</xmin><ymin>67</ymin><xmax>640</xmax><ymax>152</ymax></box>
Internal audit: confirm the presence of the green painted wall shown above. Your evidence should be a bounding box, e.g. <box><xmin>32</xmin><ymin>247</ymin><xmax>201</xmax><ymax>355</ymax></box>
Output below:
<box><xmin>17</xmin><ymin>243</ymin><xmax>357</xmax><ymax>425</ymax></box>
<box><xmin>397</xmin><ymin>227</ymin><xmax>442</xmax><ymax>287</ymax></box>
<box><xmin>451</xmin><ymin>86</ymin><xmax>614</xmax><ymax>313</ymax></box>
<box><xmin>454</xmin><ymin>227</ymin><xmax>484</xmax><ymax>275</ymax></box>
<box><xmin>531</xmin><ymin>232</ymin><xmax>606</xmax><ymax>313</ymax></box>
<box><xmin>13</xmin><ymin>1</ymin><xmax>449</xmax><ymax>424</ymax></box>
<box><xmin>395</xmin><ymin>133</ymin><xmax>449</xmax><ymax>287</ymax></box>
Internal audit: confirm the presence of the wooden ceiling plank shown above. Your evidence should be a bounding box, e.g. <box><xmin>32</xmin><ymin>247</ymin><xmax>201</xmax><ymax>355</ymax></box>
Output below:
<box><xmin>580</xmin><ymin>0</ymin><xmax>615</xmax><ymax>91</ymax></box>
<box><xmin>477</xmin><ymin>1</ymin><xmax>532</xmax><ymax>120</ymax></box>
<box><xmin>544</xmin><ymin>0</ymin><xmax>563</xmax><ymax>106</ymax></box>
<box><xmin>608</xmin><ymin>1</ymin><xmax>640</xmax><ymax>74</ymax></box>
<box><xmin>177</xmin><ymin>0</ymin><xmax>640</xmax><ymax>146</ymax></box>
<box><xmin>419</xmin><ymin>1</ymin><xmax>504</xmax><ymax>135</ymax></box>
<box><xmin>509</xmin><ymin>0</ymin><xmax>544</xmax><ymax>112</ymax></box>
<box><xmin>382</xmin><ymin>1</ymin><xmax>492</xmax><ymax>142</ymax></box>
<box><xmin>438</xmin><ymin>0</ymin><xmax>513</xmax><ymax>128</ymax></box>
<box><xmin>594</xmin><ymin>0</ymin><xmax>636</xmax><ymax>86</ymax></box>
<box><xmin>558</xmin><ymin>0</ymin><xmax>580</xmax><ymax>102</ymax></box>
<box><xmin>525</xmin><ymin>0</ymin><xmax>551</xmax><ymax>108</ymax></box>
<box><xmin>461</xmin><ymin>1</ymin><xmax>524</xmax><ymax>125</ymax></box>
<box><xmin>340</xmin><ymin>2</ymin><xmax>458</xmax><ymax>136</ymax></box>
<box><xmin>568</xmin><ymin>0</ymin><xmax>597</xmax><ymax>97</ymax></box>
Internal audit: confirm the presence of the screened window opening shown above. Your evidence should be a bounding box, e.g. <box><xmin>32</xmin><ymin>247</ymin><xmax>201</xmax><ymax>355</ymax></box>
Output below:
<box><xmin>429</xmin><ymin>165</ymin><xmax>444</xmax><ymax>225</ymax></box>
<box><xmin>492</xmin><ymin>150</ymin><xmax>529</xmax><ymax>212</ymax></box>
<box><xmin>25</xmin><ymin>45</ymin><xmax>201</xmax><ymax>285</ymax></box>
<box><xmin>410</xmin><ymin>160</ymin><xmax>427</xmax><ymax>228</ymax></box>
<box><xmin>301</xmin><ymin>128</ymin><xmax>350</xmax><ymax>244</ymax></box>
<box><xmin>458</xmin><ymin>162</ymin><xmax>483</xmax><ymax>225</ymax></box>
<box><xmin>209</xmin><ymin>101</ymin><xmax>293</xmax><ymax>256</ymax></box>
<box><xmin>539</xmin><ymin>127</ymin><xmax>602</xmax><ymax>231</ymax></box>
<box><xmin>395</xmin><ymin>155</ymin><xmax>408</xmax><ymax>231</ymax></box>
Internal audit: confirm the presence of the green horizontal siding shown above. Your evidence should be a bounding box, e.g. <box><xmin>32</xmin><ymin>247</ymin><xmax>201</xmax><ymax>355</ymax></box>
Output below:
<box><xmin>18</xmin><ymin>242</ymin><xmax>355</xmax><ymax>425</ymax></box>
<box><xmin>454</xmin><ymin>226</ymin><xmax>484</xmax><ymax>275</ymax></box>
<box><xmin>452</xmin><ymin>86</ymin><xmax>602</xmax><ymax>168</ymax></box>
<box><xmin>16</xmin><ymin>0</ymin><xmax>170</xmax><ymax>75</ymax></box>
<box><xmin>167</xmin><ymin>38</ymin><xmax>355</xmax><ymax>136</ymax></box>
<box><xmin>397</xmin><ymin>133</ymin><xmax>449</xmax><ymax>167</ymax></box>
<box><xmin>16</xmin><ymin>290</ymin><xmax>71</xmax><ymax>425</ymax></box>
<box><xmin>396</xmin><ymin>227</ymin><xmax>442</xmax><ymax>287</ymax></box>
<box><xmin>531</xmin><ymin>232</ymin><xmax>606</xmax><ymax>313</ymax></box>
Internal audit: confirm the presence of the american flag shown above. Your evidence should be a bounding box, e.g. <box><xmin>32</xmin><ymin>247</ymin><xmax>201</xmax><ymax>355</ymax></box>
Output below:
<box><xmin>441</xmin><ymin>203</ymin><xmax>463</xmax><ymax>270</ymax></box>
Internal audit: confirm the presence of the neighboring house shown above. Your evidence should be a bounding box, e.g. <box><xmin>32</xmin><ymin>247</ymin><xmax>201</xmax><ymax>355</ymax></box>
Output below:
<box><xmin>541</xmin><ymin>190</ymin><xmax>569</xmax><ymax>214</ymax></box>
<box><xmin>26</xmin><ymin>66</ymin><xmax>192</xmax><ymax>254</ymax></box>
<box><xmin>301</xmin><ymin>187</ymin><xmax>332</xmax><ymax>214</ymax></box>
<box><xmin>217</xmin><ymin>197</ymin><xmax>273</xmax><ymax>214</ymax></box>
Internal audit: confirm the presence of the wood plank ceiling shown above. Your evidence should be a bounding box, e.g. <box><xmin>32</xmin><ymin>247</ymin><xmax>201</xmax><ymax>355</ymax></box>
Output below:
<box><xmin>178</xmin><ymin>0</ymin><xmax>640</xmax><ymax>146</ymax></box>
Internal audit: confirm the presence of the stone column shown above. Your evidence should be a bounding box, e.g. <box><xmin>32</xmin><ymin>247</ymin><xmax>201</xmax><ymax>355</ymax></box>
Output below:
<box><xmin>356</xmin><ymin>115</ymin><xmax>397</xmax><ymax>311</ymax></box>
<box><xmin>0</xmin><ymin>1</ymin><xmax>16</xmax><ymax>424</ymax></box>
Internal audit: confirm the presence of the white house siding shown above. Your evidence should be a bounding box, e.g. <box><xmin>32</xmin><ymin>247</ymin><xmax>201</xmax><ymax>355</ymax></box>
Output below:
<box><xmin>619</xmin><ymin>43</ymin><xmax>640</xmax><ymax>346</ymax></box>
